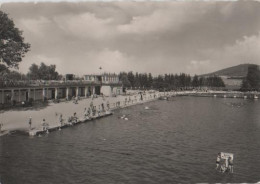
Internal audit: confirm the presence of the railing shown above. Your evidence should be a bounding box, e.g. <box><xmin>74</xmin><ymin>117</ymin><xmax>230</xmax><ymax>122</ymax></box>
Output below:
<box><xmin>0</xmin><ymin>80</ymin><xmax>104</xmax><ymax>88</ymax></box>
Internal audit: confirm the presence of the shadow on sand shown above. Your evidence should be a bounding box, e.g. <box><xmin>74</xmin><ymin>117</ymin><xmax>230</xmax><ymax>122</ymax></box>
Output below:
<box><xmin>0</xmin><ymin>101</ymin><xmax>50</xmax><ymax>112</ymax></box>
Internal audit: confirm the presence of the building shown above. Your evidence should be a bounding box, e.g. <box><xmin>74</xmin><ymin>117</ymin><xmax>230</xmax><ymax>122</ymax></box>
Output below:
<box><xmin>220</xmin><ymin>76</ymin><xmax>243</xmax><ymax>90</ymax></box>
<box><xmin>84</xmin><ymin>73</ymin><xmax>122</xmax><ymax>96</ymax></box>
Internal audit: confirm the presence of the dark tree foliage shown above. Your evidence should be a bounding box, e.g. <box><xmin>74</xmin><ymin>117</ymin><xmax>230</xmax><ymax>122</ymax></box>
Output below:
<box><xmin>0</xmin><ymin>11</ymin><xmax>30</xmax><ymax>69</ymax></box>
<box><xmin>119</xmin><ymin>72</ymin><xmax>131</xmax><ymax>87</ymax></box>
<box><xmin>241</xmin><ymin>65</ymin><xmax>260</xmax><ymax>91</ymax></box>
<box><xmin>27</xmin><ymin>62</ymin><xmax>61</xmax><ymax>80</ymax></box>
<box><xmin>119</xmin><ymin>71</ymin><xmax>225</xmax><ymax>90</ymax></box>
<box><xmin>127</xmin><ymin>71</ymin><xmax>135</xmax><ymax>87</ymax></box>
<box><xmin>192</xmin><ymin>75</ymin><xmax>199</xmax><ymax>87</ymax></box>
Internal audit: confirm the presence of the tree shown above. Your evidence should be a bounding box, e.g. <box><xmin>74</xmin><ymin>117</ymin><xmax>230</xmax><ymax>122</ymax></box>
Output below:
<box><xmin>0</xmin><ymin>11</ymin><xmax>30</xmax><ymax>69</ymax></box>
<box><xmin>134</xmin><ymin>72</ymin><xmax>140</xmax><ymax>88</ymax></box>
<box><xmin>127</xmin><ymin>71</ymin><xmax>135</xmax><ymax>88</ymax></box>
<box><xmin>28</xmin><ymin>63</ymin><xmax>39</xmax><ymax>80</ymax></box>
<box><xmin>244</xmin><ymin>65</ymin><xmax>260</xmax><ymax>90</ymax></box>
<box><xmin>119</xmin><ymin>72</ymin><xmax>131</xmax><ymax>87</ymax></box>
<box><xmin>148</xmin><ymin>73</ymin><xmax>153</xmax><ymax>88</ymax></box>
<box><xmin>192</xmin><ymin>75</ymin><xmax>199</xmax><ymax>87</ymax></box>
<box><xmin>27</xmin><ymin>62</ymin><xmax>60</xmax><ymax>80</ymax></box>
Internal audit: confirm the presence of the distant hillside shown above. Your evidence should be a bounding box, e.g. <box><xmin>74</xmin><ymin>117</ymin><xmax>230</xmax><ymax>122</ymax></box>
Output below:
<box><xmin>202</xmin><ymin>64</ymin><xmax>259</xmax><ymax>77</ymax></box>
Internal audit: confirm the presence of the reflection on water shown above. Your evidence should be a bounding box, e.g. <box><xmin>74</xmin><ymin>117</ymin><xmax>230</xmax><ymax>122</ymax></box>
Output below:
<box><xmin>0</xmin><ymin>97</ymin><xmax>260</xmax><ymax>183</ymax></box>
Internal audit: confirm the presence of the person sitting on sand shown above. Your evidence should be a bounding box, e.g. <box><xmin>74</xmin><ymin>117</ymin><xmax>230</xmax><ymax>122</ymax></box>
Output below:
<box><xmin>73</xmin><ymin>112</ymin><xmax>78</xmax><ymax>123</ymax></box>
<box><xmin>87</xmin><ymin>107</ymin><xmax>91</xmax><ymax>117</ymax></box>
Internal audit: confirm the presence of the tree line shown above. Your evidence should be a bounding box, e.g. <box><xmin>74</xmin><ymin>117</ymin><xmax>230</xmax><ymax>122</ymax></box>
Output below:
<box><xmin>119</xmin><ymin>72</ymin><xmax>225</xmax><ymax>90</ymax></box>
<box><xmin>241</xmin><ymin>64</ymin><xmax>260</xmax><ymax>91</ymax></box>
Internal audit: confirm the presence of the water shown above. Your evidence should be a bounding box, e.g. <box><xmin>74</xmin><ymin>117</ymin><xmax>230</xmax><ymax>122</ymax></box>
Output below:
<box><xmin>1</xmin><ymin>96</ymin><xmax>260</xmax><ymax>183</ymax></box>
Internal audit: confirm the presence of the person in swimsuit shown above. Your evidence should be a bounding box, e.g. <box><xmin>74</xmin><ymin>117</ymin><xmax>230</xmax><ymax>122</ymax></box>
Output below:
<box><xmin>73</xmin><ymin>112</ymin><xmax>78</xmax><ymax>123</ymax></box>
<box><xmin>59</xmin><ymin>114</ymin><xmax>63</xmax><ymax>126</ymax></box>
<box><xmin>28</xmin><ymin>117</ymin><xmax>32</xmax><ymax>130</ymax></box>
<box><xmin>0</xmin><ymin>122</ymin><xmax>3</xmax><ymax>132</ymax></box>
<box><xmin>216</xmin><ymin>153</ymin><xmax>221</xmax><ymax>170</ymax></box>
<box><xmin>228</xmin><ymin>156</ymin><xmax>233</xmax><ymax>173</ymax></box>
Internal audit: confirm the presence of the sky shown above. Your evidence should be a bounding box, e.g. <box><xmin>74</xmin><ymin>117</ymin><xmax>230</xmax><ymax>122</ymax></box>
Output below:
<box><xmin>1</xmin><ymin>1</ymin><xmax>260</xmax><ymax>76</ymax></box>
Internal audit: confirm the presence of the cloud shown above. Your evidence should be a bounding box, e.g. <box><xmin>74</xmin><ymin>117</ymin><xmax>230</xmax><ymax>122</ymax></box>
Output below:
<box><xmin>82</xmin><ymin>49</ymin><xmax>134</xmax><ymax>74</ymax></box>
<box><xmin>2</xmin><ymin>1</ymin><xmax>260</xmax><ymax>76</ymax></box>
<box><xmin>19</xmin><ymin>54</ymin><xmax>63</xmax><ymax>73</ymax></box>
<box><xmin>17</xmin><ymin>16</ymin><xmax>51</xmax><ymax>38</ymax></box>
<box><xmin>200</xmin><ymin>32</ymin><xmax>260</xmax><ymax>73</ymax></box>
<box><xmin>117</xmin><ymin>4</ymin><xmax>202</xmax><ymax>35</ymax></box>
<box><xmin>186</xmin><ymin>60</ymin><xmax>211</xmax><ymax>75</ymax></box>
<box><xmin>53</xmin><ymin>12</ymin><xmax>114</xmax><ymax>40</ymax></box>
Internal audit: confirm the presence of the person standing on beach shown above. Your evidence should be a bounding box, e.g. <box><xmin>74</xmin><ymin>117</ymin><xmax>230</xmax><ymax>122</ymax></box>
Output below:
<box><xmin>59</xmin><ymin>114</ymin><xmax>63</xmax><ymax>126</ymax></box>
<box><xmin>84</xmin><ymin>108</ymin><xmax>87</xmax><ymax>118</ymax></box>
<box><xmin>0</xmin><ymin>122</ymin><xmax>3</xmax><ymax>132</ymax></box>
<box><xmin>101</xmin><ymin>103</ymin><xmax>105</xmax><ymax>112</ymax></box>
<box><xmin>107</xmin><ymin>101</ymin><xmax>110</xmax><ymax>110</ymax></box>
<box><xmin>42</xmin><ymin>119</ymin><xmax>46</xmax><ymax>131</ymax></box>
<box><xmin>28</xmin><ymin>117</ymin><xmax>32</xmax><ymax>130</ymax></box>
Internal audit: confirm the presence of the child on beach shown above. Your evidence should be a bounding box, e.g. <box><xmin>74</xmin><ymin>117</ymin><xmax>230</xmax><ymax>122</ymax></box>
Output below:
<box><xmin>28</xmin><ymin>117</ymin><xmax>32</xmax><ymax>130</ymax></box>
<box><xmin>42</xmin><ymin>119</ymin><xmax>49</xmax><ymax>131</ymax></box>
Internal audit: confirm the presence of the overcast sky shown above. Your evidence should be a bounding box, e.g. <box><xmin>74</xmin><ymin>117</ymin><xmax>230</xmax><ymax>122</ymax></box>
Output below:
<box><xmin>1</xmin><ymin>1</ymin><xmax>260</xmax><ymax>76</ymax></box>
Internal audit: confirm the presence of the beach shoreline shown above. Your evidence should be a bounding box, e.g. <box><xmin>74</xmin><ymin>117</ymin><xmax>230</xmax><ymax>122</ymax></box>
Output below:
<box><xmin>1</xmin><ymin>89</ymin><xmax>259</xmax><ymax>137</ymax></box>
<box><xmin>0</xmin><ymin>90</ymin><xmax>162</xmax><ymax>136</ymax></box>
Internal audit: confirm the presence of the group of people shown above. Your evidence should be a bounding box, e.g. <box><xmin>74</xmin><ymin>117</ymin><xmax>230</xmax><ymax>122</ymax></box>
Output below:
<box><xmin>216</xmin><ymin>153</ymin><xmax>234</xmax><ymax>173</ymax></box>
<box><xmin>27</xmin><ymin>98</ymin><xmax>112</xmax><ymax>133</ymax></box>
<box><xmin>84</xmin><ymin>101</ymin><xmax>108</xmax><ymax>118</ymax></box>
<box><xmin>67</xmin><ymin>112</ymin><xmax>78</xmax><ymax>125</ymax></box>
<box><xmin>73</xmin><ymin>96</ymin><xmax>80</xmax><ymax>104</ymax></box>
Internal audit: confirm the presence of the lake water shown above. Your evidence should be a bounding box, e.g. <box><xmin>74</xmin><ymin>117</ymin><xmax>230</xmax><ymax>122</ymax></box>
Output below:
<box><xmin>0</xmin><ymin>96</ymin><xmax>260</xmax><ymax>183</ymax></box>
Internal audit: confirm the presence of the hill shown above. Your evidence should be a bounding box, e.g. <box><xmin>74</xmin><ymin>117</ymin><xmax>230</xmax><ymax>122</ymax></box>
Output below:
<box><xmin>202</xmin><ymin>64</ymin><xmax>259</xmax><ymax>77</ymax></box>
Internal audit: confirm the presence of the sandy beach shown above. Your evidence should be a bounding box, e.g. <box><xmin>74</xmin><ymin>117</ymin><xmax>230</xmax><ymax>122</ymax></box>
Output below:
<box><xmin>0</xmin><ymin>91</ymin><xmax>161</xmax><ymax>135</ymax></box>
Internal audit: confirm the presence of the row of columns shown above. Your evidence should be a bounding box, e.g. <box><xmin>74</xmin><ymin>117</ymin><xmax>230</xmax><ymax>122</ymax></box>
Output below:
<box><xmin>1</xmin><ymin>86</ymin><xmax>98</xmax><ymax>104</ymax></box>
<box><xmin>41</xmin><ymin>86</ymin><xmax>97</xmax><ymax>100</ymax></box>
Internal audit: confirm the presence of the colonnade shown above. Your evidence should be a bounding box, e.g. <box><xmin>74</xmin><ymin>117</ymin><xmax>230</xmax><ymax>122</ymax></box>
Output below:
<box><xmin>0</xmin><ymin>85</ymin><xmax>98</xmax><ymax>104</ymax></box>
